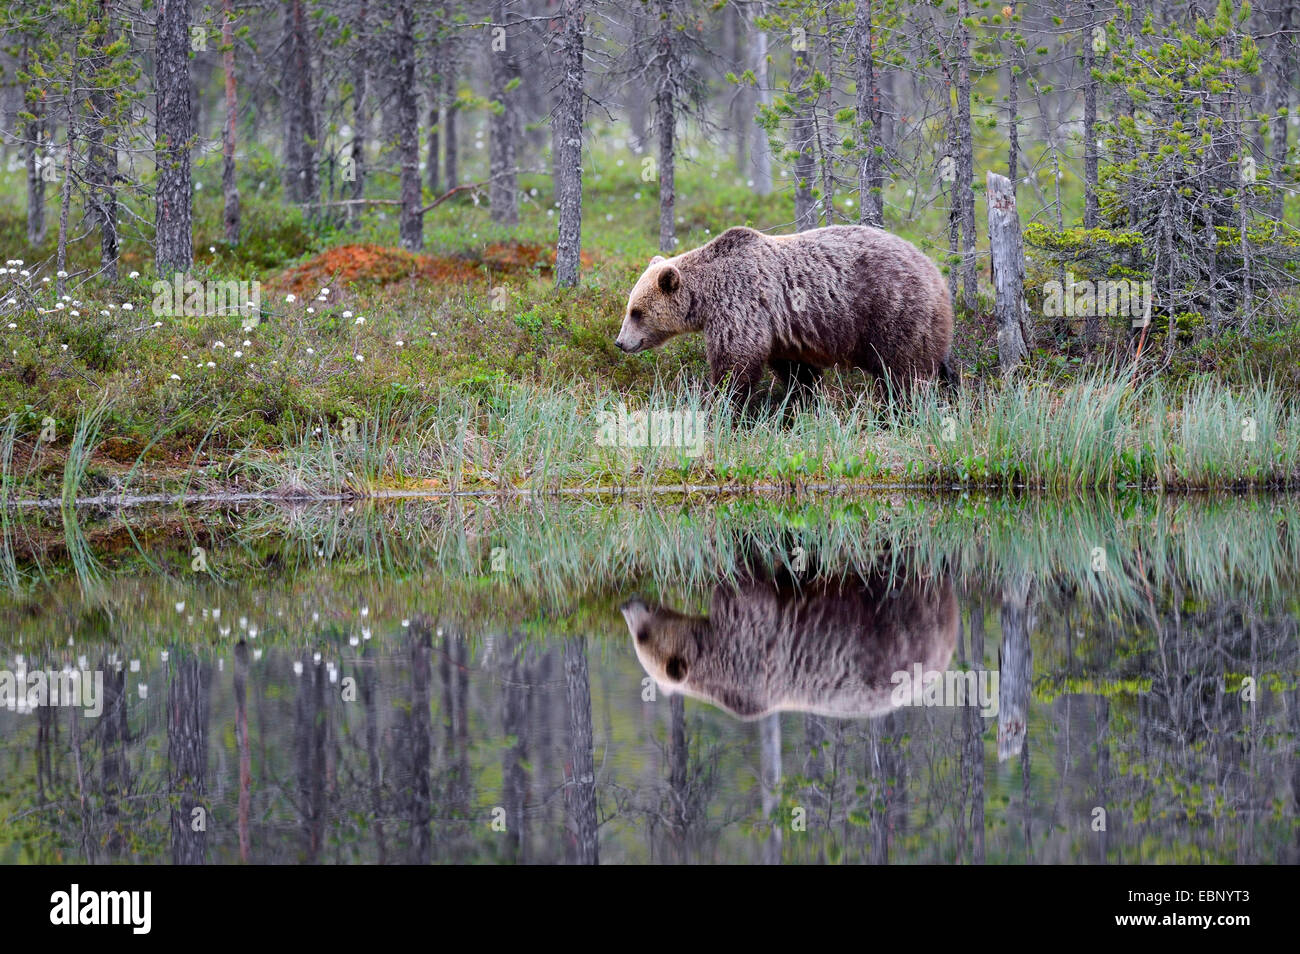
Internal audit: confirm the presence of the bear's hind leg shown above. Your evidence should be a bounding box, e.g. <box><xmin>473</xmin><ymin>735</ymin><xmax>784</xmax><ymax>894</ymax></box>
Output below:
<box><xmin>771</xmin><ymin>359</ymin><xmax>824</xmax><ymax>397</ymax></box>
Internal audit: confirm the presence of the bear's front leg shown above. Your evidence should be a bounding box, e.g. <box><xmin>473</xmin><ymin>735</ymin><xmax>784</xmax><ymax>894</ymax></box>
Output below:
<box><xmin>706</xmin><ymin>332</ymin><xmax>767</xmax><ymax>413</ymax></box>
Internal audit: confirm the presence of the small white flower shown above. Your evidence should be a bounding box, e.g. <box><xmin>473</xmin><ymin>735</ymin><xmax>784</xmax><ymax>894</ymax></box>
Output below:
<box><xmin>306</xmin><ymin>307</ymin><xmax>315</xmax><ymax>314</ymax></box>
<box><xmin>70</xmin><ymin>310</ymin><xmax>79</xmax><ymax>317</ymax></box>
<box><xmin>56</xmin><ymin>270</ymin><xmax>67</xmax><ymax>278</ymax></box>
<box><xmin>342</xmin><ymin>310</ymin><xmax>352</xmax><ymax>318</ymax></box>
<box><xmin>206</xmin><ymin>361</ymin><xmax>216</xmax><ymax>368</ymax></box>
<box><xmin>6</xmin><ymin>322</ymin><xmax>14</xmax><ymax>329</ymax></box>
<box><xmin>54</xmin><ymin>302</ymin><xmax>64</xmax><ymax>310</ymax></box>
<box><xmin>306</xmin><ymin>347</ymin><xmax>315</xmax><ymax>355</ymax></box>
<box><xmin>42</xmin><ymin>277</ymin><xmax>50</xmax><ymax>283</ymax></box>
<box><xmin>354</xmin><ymin>316</ymin><xmax>364</xmax><ymax>325</ymax></box>
<box><xmin>169</xmin><ymin>374</ymin><xmax>180</xmax><ymax>380</ymax></box>
<box><xmin>214</xmin><ymin>340</ymin><xmax>225</xmax><ymax>348</ymax></box>
<box><xmin>395</xmin><ymin>340</ymin><xmax>404</xmax><ymax>347</ymax></box>
<box><xmin>286</xmin><ymin>294</ymin><xmax>296</xmax><ymax>303</ymax></box>
<box><xmin>233</xmin><ymin>351</ymin><xmax>242</xmax><ymax>358</ymax></box>
<box><xmin>209</xmin><ymin>246</ymin><xmax>216</xmax><ymax>253</ymax></box>
<box><xmin>122</xmin><ymin>302</ymin><xmax>133</xmax><ymax>311</ymax></box>
<box><xmin>319</xmin><ymin>287</ymin><xmax>329</xmax><ymax>296</ymax></box>
<box><xmin>100</xmin><ymin>310</ymin><xmax>109</xmax><ymax>316</ymax></box>
<box><xmin>243</xmin><ymin>340</ymin><xmax>250</xmax><ymax>347</ymax></box>
<box><xmin>355</xmin><ymin>354</ymin><xmax>364</xmax><ymax>362</ymax></box>
<box><xmin>61</xmin><ymin>344</ymin><xmax>68</xmax><ymax>351</ymax></box>
<box><xmin>129</xmin><ymin>271</ymin><xmax>140</xmax><ymax>279</ymax></box>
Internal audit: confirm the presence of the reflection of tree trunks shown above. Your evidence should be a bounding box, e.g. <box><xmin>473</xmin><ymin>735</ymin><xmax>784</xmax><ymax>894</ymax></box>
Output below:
<box><xmin>99</xmin><ymin>664</ymin><xmax>129</xmax><ymax>859</ymax></box>
<box><xmin>168</xmin><ymin>654</ymin><xmax>211</xmax><ymax>865</ymax></box>
<box><xmin>440</xmin><ymin>633</ymin><xmax>472</xmax><ymax>835</ymax></box>
<box><xmin>959</xmin><ymin>596</ymin><xmax>985</xmax><ymax>863</ymax></box>
<box><xmin>361</xmin><ymin>644</ymin><xmax>387</xmax><ymax>864</ymax></box>
<box><xmin>668</xmin><ymin>693</ymin><xmax>688</xmax><ymax>859</ymax></box>
<box><xmin>564</xmin><ymin>636</ymin><xmax>599</xmax><ymax>865</ymax></box>
<box><xmin>867</xmin><ymin>712</ymin><xmax>904</xmax><ymax>865</ymax></box>
<box><xmin>234</xmin><ymin>642</ymin><xmax>252</xmax><ymax>863</ymax></box>
<box><xmin>998</xmin><ymin>574</ymin><xmax>1035</xmax><ymax>762</ymax></box>
<box><xmin>405</xmin><ymin>621</ymin><xmax>433</xmax><ymax>863</ymax></box>
<box><xmin>502</xmin><ymin>636</ymin><xmax>531</xmax><ymax>863</ymax></box>
<box><xmin>293</xmin><ymin>653</ymin><xmax>328</xmax><ymax>863</ymax></box>
<box><xmin>1096</xmin><ymin>696</ymin><xmax>1111</xmax><ymax>864</ymax></box>
<box><xmin>759</xmin><ymin>713</ymin><xmax>782</xmax><ymax>864</ymax></box>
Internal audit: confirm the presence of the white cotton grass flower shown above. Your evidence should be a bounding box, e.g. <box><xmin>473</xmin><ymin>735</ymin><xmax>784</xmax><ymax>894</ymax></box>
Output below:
<box><xmin>395</xmin><ymin>340</ymin><xmax>404</xmax><ymax>347</ymax></box>
<box><xmin>355</xmin><ymin>354</ymin><xmax>364</xmax><ymax>362</ymax></box>
<box><xmin>233</xmin><ymin>351</ymin><xmax>242</xmax><ymax>358</ymax></box>
<box><xmin>286</xmin><ymin>293</ymin><xmax>296</xmax><ymax>303</ymax></box>
<box><xmin>209</xmin><ymin>246</ymin><xmax>216</xmax><ymax>253</ymax></box>
<box><xmin>122</xmin><ymin>302</ymin><xmax>133</xmax><ymax>311</ymax></box>
<box><xmin>354</xmin><ymin>316</ymin><xmax>364</xmax><ymax>325</ymax></box>
<box><xmin>342</xmin><ymin>311</ymin><xmax>352</xmax><ymax>319</ymax></box>
<box><xmin>206</xmin><ymin>361</ymin><xmax>216</xmax><ymax>368</ymax></box>
<box><xmin>129</xmin><ymin>271</ymin><xmax>140</xmax><ymax>279</ymax></box>
<box><xmin>306</xmin><ymin>307</ymin><xmax>315</xmax><ymax>314</ymax></box>
<box><xmin>319</xmin><ymin>287</ymin><xmax>329</xmax><ymax>296</ymax></box>
<box><xmin>243</xmin><ymin>340</ymin><xmax>250</xmax><ymax>347</ymax></box>
<box><xmin>213</xmin><ymin>340</ymin><xmax>225</xmax><ymax>348</ymax></box>
<box><xmin>55</xmin><ymin>302</ymin><xmax>64</xmax><ymax>310</ymax></box>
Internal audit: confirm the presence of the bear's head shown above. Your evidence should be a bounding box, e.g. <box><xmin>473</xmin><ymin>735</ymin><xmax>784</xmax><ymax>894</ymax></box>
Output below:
<box><xmin>621</xmin><ymin>597</ymin><xmax>695</xmax><ymax>686</ymax></box>
<box><xmin>615</xmin><ymin>256</ymin><xmax>694</xmax><ymax>353</ymax></box>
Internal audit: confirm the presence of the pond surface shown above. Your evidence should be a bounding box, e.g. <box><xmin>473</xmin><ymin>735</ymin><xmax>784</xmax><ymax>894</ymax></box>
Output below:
<box><xmin>0</xmin><ymin>495</ymin><xmax>1296</xmax><ymax>864</ymax></box>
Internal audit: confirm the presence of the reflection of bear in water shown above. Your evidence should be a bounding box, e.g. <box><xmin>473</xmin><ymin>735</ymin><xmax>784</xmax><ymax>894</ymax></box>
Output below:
<box><xmin>621</xmin><ymin>565</ymin><xmax>958</xmax><ymax>720</ymax></box>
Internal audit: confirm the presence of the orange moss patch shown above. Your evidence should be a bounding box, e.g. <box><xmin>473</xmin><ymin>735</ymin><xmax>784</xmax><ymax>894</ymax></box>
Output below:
<box><xmin>274</xmin><ymin>242</ymin><xmax>596</xmax><ymax>295</ymax></box>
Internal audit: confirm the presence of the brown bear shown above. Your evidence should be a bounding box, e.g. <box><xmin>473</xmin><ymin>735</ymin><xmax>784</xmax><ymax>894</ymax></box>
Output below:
<box><xmin>620</xmin><ymin>563</ymin><xmax>958</xmax><ymax>720</ymax></box>
<box><xmin>615</xmin><ymin>225</ymin><xmax>955</xmax><ymax>399</ymax></box>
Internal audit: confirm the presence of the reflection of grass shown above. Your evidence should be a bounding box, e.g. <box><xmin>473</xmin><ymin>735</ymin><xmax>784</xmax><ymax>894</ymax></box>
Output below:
<box><xmin>3</xmin><ymin>492</ymin><xmax>1299</xmax><ymax>628</ymax></box>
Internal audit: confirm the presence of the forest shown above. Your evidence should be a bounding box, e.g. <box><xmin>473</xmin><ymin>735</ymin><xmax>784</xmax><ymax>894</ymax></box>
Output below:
<box><xmin>0</xmin><ymin>0</ymin><xmax>1298</xmax><ymax>494</ymax></box>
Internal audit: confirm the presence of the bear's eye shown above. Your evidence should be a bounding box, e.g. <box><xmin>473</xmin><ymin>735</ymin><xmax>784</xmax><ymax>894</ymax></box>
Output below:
<box><xmin>629</xmin><ymin>307</ymin><xmax>643</xmax><ymax>322</ymax></box>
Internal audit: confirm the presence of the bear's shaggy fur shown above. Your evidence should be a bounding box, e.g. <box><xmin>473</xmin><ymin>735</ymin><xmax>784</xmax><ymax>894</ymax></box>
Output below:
<box><xmin>620</xmin><ymin>564</ymin><xmax>958</xmax><ymax>720</ymax></box>
<box><xmin>615</xmin><ymin>225</ymin><xmax>955</xmax><ymax>397</ymax></box>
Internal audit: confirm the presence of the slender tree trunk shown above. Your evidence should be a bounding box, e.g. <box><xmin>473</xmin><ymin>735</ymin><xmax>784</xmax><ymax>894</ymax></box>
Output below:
<box><xmin>656</xmin><ymin>0</ymin><xmax>676</xmax><ymax>253</ymax></box>
<box><xmin>426</xmin><ymin>94</ymin><xmax>441</xmax><ymax>195</ymax></box>
<box><xmin>554</xmin><ymin>0</ymin><xmax>585</xmax><ymax>287</ymax></box>
<box><xmin>955</xmin><ymin>0</ymin><xmax>977</xmax><ymax>313</ymax></box>
<box><xmin>156</xmin><ymin>0</ymin><xmax>194</xmax><ymax>272</ymax></box>
<box><xmin>20</xmin><ymin>37</ymin><xmax>46</xmax><ymax>246</ymax></box>
<box><xmin>86</xmin><ymin>0</ymin><xmax>118</xmax><ymax>278</ymax></box>
<box><xmin>791</xmin><ymin>40</ymin><xmax>816</xmax><ymax>230</ymax></box>
<box><xmin>350</xmin><ymin>0</ymin><xmax>370</xmax><ymax>209</ymax></box>
<box><xmin>395</xmin><ymin>0</ymin><xmax>422</xmax><ymax>250</ymax></box>
<box><xmin>221</xmin><ymin>0</ymin><xmax>240</xmax><ymax>244</ymax></box>
<box><xmin>55</xmin><ymin>111</ymin><xmax>75</xmax><ymax>295</ymax></box>
<box><xmin>855</xmin><ymin>0</ymin><xmax>883</xmax><ymax>226</ymax></box>
<box><xmin>489</xmin><ymin>0</ymin><xmax>519</xmax><ymax>225</ymax></box>
<box><xmin>1007</xmin><ymin>5</ymin><xmax>1021</xmax><ymax>182</ymax></box>
<box><xmin>1083</xmin><ymin>0</ymin><xmax>1099</xmax><ymax>228</ymax></box>
<box><xmin>750</xmin><ymin>13</ymin><xmax>773</xmax><ymax>195</ymax></box>
<box><xmin>282</xmin><ymin>0</ymin><xmax>317</xmax><ymax>207</ymax></box>
<box><xmin>445</xmin><ymin>72</ymin><xmax>460</xmax><ymax>189</ymax></box>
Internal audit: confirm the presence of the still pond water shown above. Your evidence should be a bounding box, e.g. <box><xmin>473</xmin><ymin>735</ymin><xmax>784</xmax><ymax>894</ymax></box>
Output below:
<box><xmin>0</xmin><ymin>495</ymin><xmax>1296</xmax><ymax>864</ymax></box>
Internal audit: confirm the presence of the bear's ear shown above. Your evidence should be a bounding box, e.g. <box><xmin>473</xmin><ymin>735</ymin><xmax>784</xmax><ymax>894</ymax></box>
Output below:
<box><xmin>657</xmin><ymin>265</ymin><xmax>681</xmax><ymax>294</ymax></box>
<box><xmin>649</xmin><ymin>255</ymin><xmax>665</xmax><ymax>266</ymax></box>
